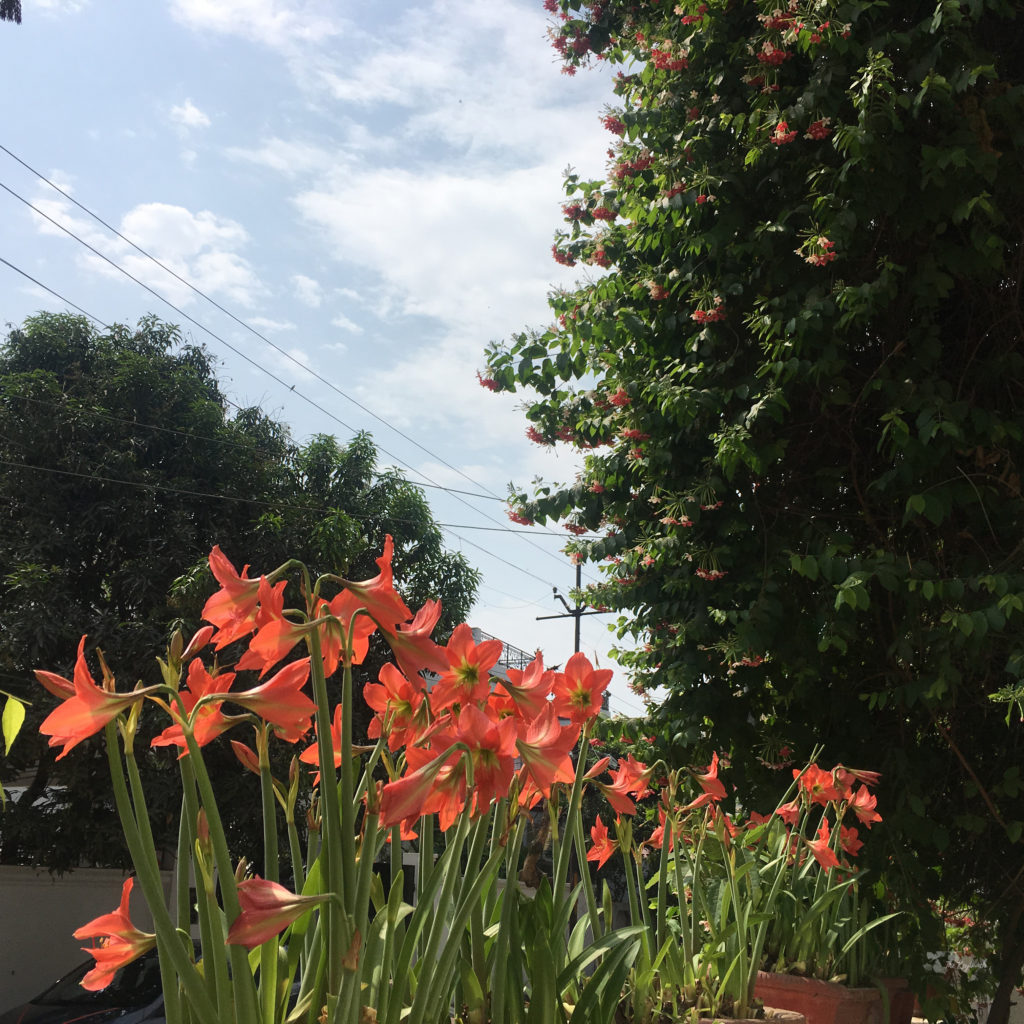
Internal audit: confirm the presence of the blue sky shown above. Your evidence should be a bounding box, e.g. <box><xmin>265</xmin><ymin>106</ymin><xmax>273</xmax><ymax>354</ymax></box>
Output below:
<box><xmin>1</xmin><ymin>0</ymin><xmax>648</xmax><ymax>717</ymax></box>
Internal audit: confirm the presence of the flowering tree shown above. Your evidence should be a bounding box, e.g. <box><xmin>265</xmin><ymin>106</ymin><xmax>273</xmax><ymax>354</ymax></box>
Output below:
<box><xmin>484</xmin><ymin>0</ymin><xmax>1024</xmax><ymax>1016</ymax></box>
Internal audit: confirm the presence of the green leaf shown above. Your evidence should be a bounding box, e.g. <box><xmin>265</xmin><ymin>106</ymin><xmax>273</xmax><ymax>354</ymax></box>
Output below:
<box><xmin>2</xmin><ymin>695</ymin><xmax>25</xmax><ymax>755</ymax></box>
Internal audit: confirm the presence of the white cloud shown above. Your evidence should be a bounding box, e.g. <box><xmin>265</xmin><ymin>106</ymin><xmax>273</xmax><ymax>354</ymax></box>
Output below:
<box><xmin>225</xmin><ymin>137</ymin><xmax>334</xmax><ymax>178</ymax></box>
<box><xmin>330</xmin><ymin>313</ymin><xmax>361</xmax><ymax>334</ymax></box>
<box><xmin>268</xmin><ymin>345</ymin><xmax>314</xmax><ymax>382</ymax></box>
<box><xmin>33</xmin><ymin>0</ymin><xmax>88</xmax><ymax>13</ymax></box>
<box><xmin>28</xmin><ymin>190</ymin><xmax>264</xmax><ymax>308</ymax></box>
<box><xmin>169</xmin><ymin>0</ymin><xmax>341</xmax><ymax>49</ymax></box>
<box><xmin>170</xmin><ymin>99</ymin><xmax>211</xmax><ymax>129</ymax></box>
<box><xmin>291</xmin><ymin>273</ymin><xmax>322</xmax><ymax>308</ymax></box>
<box><xmin>248</xmin><ymin>316</ymin><xmax>296</xmax><ymax>333</ymax></box>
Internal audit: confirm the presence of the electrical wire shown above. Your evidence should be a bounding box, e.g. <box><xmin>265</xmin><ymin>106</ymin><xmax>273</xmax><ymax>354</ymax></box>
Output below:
<box><xmin>0</xmin><ymin>152</ymin><xmax>605</xmax><ymax>578</ymax></box>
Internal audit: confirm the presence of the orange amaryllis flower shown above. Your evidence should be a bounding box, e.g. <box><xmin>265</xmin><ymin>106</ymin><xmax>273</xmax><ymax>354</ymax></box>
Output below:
<box><xmin>226</xmin><ymin>877</ymin><xmax>329</xmax><ymax>948</ymax></box>
<box><xmin>840</xmin><ymin>824</ymin><xmax>863</xmax><ymax>857</ymax></box>
<box><xmin>230</xmin><ymin>658</ymin><xmax>314</xmax><ymax>742</ymax></box>
<box><xmin>379</xmin><ymin>744</ymin><xmax>466</xmax><ymax>831</ymax></box>
<box><xmin>448</xmin><ymin>703</ymin><xmax>518</xmax><ymax>814</ymax></box>
<box><xmin>340</xmin><ymin>535</ymin><xmax>413</xmax><ymax>631</ymax></box>
<box><xmin>596</xmin><ymin>755</ymin><xmax>654</xmax><ymax>817</ymax></box>
<box><xmin>775</xmin><ymin>798</ymin><xmax>801</xmax><ymax>826</ymax></box>
<box><xmin>379</xmin><ymin>600</ymin><xmax>449</xmax><ymax>680</ymax></box>
<box><xmin>647</xmin><ymin>805</ymin><xmax>675</xmax><ymax>851</ymax></box>
<box><xmin>496</xmin><ymin>653</ymin><xmax>555</xmax><ymax>720</ymax></box>
<box><xmin>552</xmin><ymin>652</ymin><xmax>612</xmax><ymax>724</ymax></box>
<box><xmin>364</xmin><ymin>663</ymin><xmax>428</xmax><ymax>751</ymax></box>
<box><xmin>37</xmin><ymin>638</ymin><xmax>159</xmax><ymax>760</ymax></box>
<box><xmin>515</xmin><ymin>703</ymin><xmax>579</xmax><ymax>799</ymax></box>
<box><xmin>73</xmin><ymin>878</ymin><xmax>157</xmax><ymax>991</ymax></box>
<box><xmin>323</xmin><ymin>589</ymin><xmax>378</xmax><ymax>671</ymax></box>
<box><xmin>835</xmin><ymin>766</ymin><xmax>882</xmax><ymax>792</ymax></box>
<box><xmin>847</xmin><ymin>785</ymin><xmax>882</xmax><ymax>828</ymax></box>
<box><xmin>693</xmin><ymin>751</ymin><xmax>727</xmax><ymax>802</ymax></box>
<box><xmin>151</xmin><ymin>659</ymin><xmax>236</xmax><ymax>754</ymax></box>
<box><xmin>587</xmin><ymin>814</ymin><xmax>619</xmax><ymax>869</ymax></box>
<box><xmin>805</xmin><ymin>819</ymin><xmax>840</xmax><ymax>871</ymax></box>
<box><xmin>797</xmin><ymin>763</ymin><xmax>841</xmax><ymax>805</ymax></box>
<box><xmin>299</xmin><ymin>703</ymin><xmax>342</xmax><ymax>784</ymax></box>
<box><xmin>430</xmin><ymin>624</ymin><xmax>503</xmax><ymax>712</ymax></box>
<box><xmin>203</xmin><ymin>547</ymin><xmax>263</xmax><ymax>648</ymax></box>
<box><xmin>234</xmin><ymin>577</ymin><xmax>305</xmax><ymax>674</ymax></box>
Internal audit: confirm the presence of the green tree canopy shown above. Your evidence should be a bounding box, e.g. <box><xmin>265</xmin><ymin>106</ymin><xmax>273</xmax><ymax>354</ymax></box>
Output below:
<box><xmin>485</xmin><ymin>0</ymin><xmax>1024</xmax><ymax>1015</ymax></box>
<box><xmin>0</xmin><ymin>312</ymin><xmax>478</xmax><ymax>870</ymax></box>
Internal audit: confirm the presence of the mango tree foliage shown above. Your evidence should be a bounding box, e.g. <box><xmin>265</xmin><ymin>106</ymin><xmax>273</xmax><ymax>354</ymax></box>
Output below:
<box><xmin>484</xmin><ymin>0</ymin><xmax>1024</xmax><ymax>1014</ymax></box>
<box><xmin>0</xmin><ymin>313</ymin><xmax>478</xmax><ymax>870</ymax></box>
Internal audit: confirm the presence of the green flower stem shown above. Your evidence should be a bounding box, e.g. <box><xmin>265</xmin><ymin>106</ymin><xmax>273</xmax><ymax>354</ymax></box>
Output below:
<box><xmin>336</xmin><ymin>805</ymin><xmax>384</xmax><ymax>1024</ymax></box>
<box><xmin>419</xmin><ymin>837</ymin><xmax>509</xmax><ymax>1024</ymax></box>
<box><xmin>178</xmin><ymin>725</ymin><xmax>259</xmax><ymax>1024</ymax></box>
<box><xmin>491</xmin><ymin>814</ymin><xmax>526</xmax><ymax>1024</ymax></box>
<box><xmin>305</xmin><ymin>627</ymin><xmax>346</xmax><ymax>997</ymax></box>
<box><xmin>177</xmin><ymin>756</ymin><xmax>226</xmax><ymax>1017</ymax></box>
<box><xmin>574</xmin><ymin>804</ymin><xmax>602</xmax><ymax>939</ymax></box>
<box><xmin>387</xmin><ymin>812</ymin><xmax>472</xmax><ymax>1024</ymax></box>
<box><xmin>258</xmin><ymin>724</ymin><xmax>280</xmax><ymax>1024</ymax></box>
<box><xmin>103</xmin><ymin>721</ymin><xmax>219</xmax><ymax>1024</ymax></box>
<box><xmin>656</xmin><ymin>823</ymin><xmax>670</xmax><ymax>950</ymax></box>
<box><xmin>554</xmin><ymin>720</ymin><xmax>592</xmax><ymax>898</ymax></box>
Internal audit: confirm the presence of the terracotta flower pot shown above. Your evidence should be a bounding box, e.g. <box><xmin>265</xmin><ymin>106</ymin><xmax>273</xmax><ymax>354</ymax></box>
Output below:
<box><xmin>753</xmin><ymin>972</ymin><xmax>883</xmax><ymax>1024</ymax></box>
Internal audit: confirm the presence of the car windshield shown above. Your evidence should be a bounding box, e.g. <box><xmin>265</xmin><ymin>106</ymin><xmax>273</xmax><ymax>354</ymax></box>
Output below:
<box><xmin>37</xmin><ymin>953</ymin><xmax>163</xmax><ymax>1009</ymax></box>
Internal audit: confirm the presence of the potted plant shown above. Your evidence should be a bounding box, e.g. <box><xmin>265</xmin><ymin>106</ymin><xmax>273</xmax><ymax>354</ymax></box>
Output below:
<box><xmin>34</xmin><ymin>540</ymin><xmax>654</xmax><ymax>1024</ymax></box>
<box><xmin>751</xmin><ymin>765</ymin><xmax>899</xmax><ymax>1024</ymax></box>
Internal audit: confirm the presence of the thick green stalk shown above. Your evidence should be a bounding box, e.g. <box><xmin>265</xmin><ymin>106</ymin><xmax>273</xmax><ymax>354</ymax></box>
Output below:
<box><xmin>554</xmin><ymin>720</ymin><xmax>592</xmax><ymax>898</ymax></box>
<box><xmin>177</xmin><ymin>726</ymin><xmax>260</xmax><ymax>1023</ymax></box>
<box><xmin>178</xmin><ymin>757</ymin><xmax>226</xmax><ymax>1019</ymax></box>
<box><xmin>305</xmin><ymin>627</ymin><xmax>347</xmax><ymax>996</ymax></box>
<box><xmin>259</xmin><ymin>725</ymin><xmax>280</xmax><ymax>1024</ymax></box>
<box><xmin>103</xmin><ymin>722</ymin><xmax>219</xmax><ymax>1024</ymax></box>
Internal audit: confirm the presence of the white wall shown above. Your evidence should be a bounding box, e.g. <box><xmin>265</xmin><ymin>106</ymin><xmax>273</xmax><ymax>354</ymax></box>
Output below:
<box><xmin>0</xmin><ymin>866</ymin><xmax>172</xmax><ymax>1009</ymax></box>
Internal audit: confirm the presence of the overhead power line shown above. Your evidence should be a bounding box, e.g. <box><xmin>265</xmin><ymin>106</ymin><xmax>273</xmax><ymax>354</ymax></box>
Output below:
<box><xmin>3</xmin><ymin>390</ymin><xmax>503</xmax><ymax>503</ymax></box>
<box><xmin>0</xmin><ymin>169</ymin><xmax>602</xmax><ymax>578</ymax></box>
<box><xmin>0</xmin><ymin>142</ymin><xmax>509</xmax><ymax>502</ymax></box>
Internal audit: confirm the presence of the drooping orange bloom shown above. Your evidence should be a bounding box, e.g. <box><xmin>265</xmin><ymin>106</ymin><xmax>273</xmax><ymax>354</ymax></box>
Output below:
<box><xmin>37</xmin><ymin>637</ymin><xmax>157</xmax><ymax>760</ymax></box>
<box><xmin>234</xmin><ymin>577</ymin><xmax>304</xmax><ymax>674</ymax></box>
<box><xmin>340</xmin><ymin>535</ymin><xmax>413</xmax><ymax>631</ymax></box>
<box><xmin>430</xmin><ymin>624</ymin><xmax>503</xmax><ymax>712</ymax></box>
<box><xmin>596</xmin><ymin>755</ymin><xmax>653</xmax><ymax>817</ymax></box>
<box><xmin>364</xmin><ymin>663</ymin><xmax>428</xmax><ymax>751</ymax></box>
<box><xmin>552</xmin><ymin>652</ymin><xmax>612</xmax><ymax>724</ymax></box>
<box><xmin>230</xmin><ymin>658</ymin><xmax>315</xmax><ymax>742</ymax></box>
<box><xmin>647</xmin><ymin>805</ymin><xmax>675</xmax><ymax>851</ymax></box>
<box><xmin>805</xmin><ymin>819</ymin><xmax>840</xmax><ymax>870</ymax></box>
<box><xmin>379</xmin><ymin>743</ymin><xmax>467</xmax><ymax>831</ymax></box>
<box><xmin>322</xmin><ymin>589</ymin><xmax>378</xmax><ymax>671</ymax></box>
<box><xmin>834</xmin><ymin>766</ymin><xmax>882</xmax><ymax>792</ymax></box>
<box><xmin>775</xmin><ymin>798</ymin><xmax>801</xmax><ymax>826</ymax></box>
<box><xmin>514</xmin><ymin>703</ymin><xmax>579</xmax><ymax>799</ymax></box>
<box><xmin>587</xmin><ymin>814</ymin><xmax>619</xmax><ymax>869</ymax></box>
<box><xmin>694</xmin><ymin>751</ymin><xmax>727</xmax><ymax>802</ymax></box>
<box><xmin>203</xmin><ymin>547</ymin><xmax>264</xmax><ymax>648</ymax></box>
<box><xmin>226</xmin><ymin>877</ymin><xmax>328</xmax><ymax>948</ymax></box>
<box><xmin>847</xmin><ymin>785</ymin><xmax>882</xmax><ymax>828</ymax></box>
<box><xmin>73</xmin><ymin>878</ymin><xmax>156</xmax><ymax>991</ymax></box>
<box><xmin>379</xmin><ymin>599</ymin><xmax>449</xmax><ymax>680</ymax></box>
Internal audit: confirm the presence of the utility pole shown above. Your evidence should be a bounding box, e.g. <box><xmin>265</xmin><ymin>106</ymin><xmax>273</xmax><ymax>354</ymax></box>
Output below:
<box><xmin>535</xmin><ymin>564</ymin><xmax>606</xmax><ymax>653</ymax></box>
